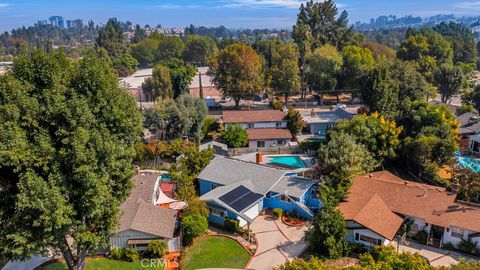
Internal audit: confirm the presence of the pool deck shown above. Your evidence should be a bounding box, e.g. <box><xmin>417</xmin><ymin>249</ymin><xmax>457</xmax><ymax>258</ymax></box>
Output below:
<box><xmin>233</xmin><ymin>153</ymin><xmax>314</xmax><ymax>168</ymax></box>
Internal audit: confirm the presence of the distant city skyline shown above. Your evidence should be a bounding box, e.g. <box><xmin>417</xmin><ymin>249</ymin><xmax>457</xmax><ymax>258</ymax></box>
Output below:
<box><xmin>2</xmin><ymin>0</ymin><xmax>480</xmax><ymax>32</ymax></box>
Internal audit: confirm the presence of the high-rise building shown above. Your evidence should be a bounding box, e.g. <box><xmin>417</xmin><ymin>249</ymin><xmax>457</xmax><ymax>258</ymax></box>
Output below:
<box><xmin>66</xmin><ymin>20</ymin><xmax>74</xmax><ymax>29</ymax></box>
<box><xmin>49</xmin><ymin>16</ymin><xmax>65</xmax><ymax>28</ymax></box>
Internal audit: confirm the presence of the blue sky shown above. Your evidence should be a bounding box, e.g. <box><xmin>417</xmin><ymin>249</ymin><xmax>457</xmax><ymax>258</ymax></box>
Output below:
<box><xmin>1</xmin><ymin>0</ymin><xmax>480</xmax><ymax>31</ymax></box>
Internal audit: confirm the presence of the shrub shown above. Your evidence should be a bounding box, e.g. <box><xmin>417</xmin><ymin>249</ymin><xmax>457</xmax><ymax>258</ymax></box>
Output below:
<box><xmin>220</xmin><ymin>124</ymin><xmax>248</xmax><ymax>148</ymax></box>
<box><xmin>147</xmin><ymin>240</ymin><xmax>168</xmax><ymax>258</ymax></box>
<box><xmin>271</xmin><ymin>100</ymin><xmax>284</xmax><ymax>110</ymax></box>
<box><xmin>458</xmin><ymin>238</ymin><xmax>477</xmax><ymax>254</ymax></box>
<box><xmin>442</xmin><ymin>242</ymin><xmax>456</xmax><ymax>251</ymax></box>
<box><xmin>183</xmin><ymin>214</ymin><xmax>208</xmax><ymax>245</ymax></box>
<box><xmin>224</xmin><ymin>217</ymin><xmax>240</xmax><ymax>232</ymax></box>
<box><xmin>124</xmin><ymin>248</ymin><xmax>140</xmax><ymax>262</ymax></box>
<box><xmin>273</xmin><ymin>208</ymin><xmax>283</xmax><ymax>219</ymax></box>
<box><xmin>109</xmin><ymin>247</ymin><xmax>124</xmax><ymax>260</ymax></box>
<box><xmin>412</xmin><ymin>230</ymin><xmax>428</xmax><ymax>245</ymax></box>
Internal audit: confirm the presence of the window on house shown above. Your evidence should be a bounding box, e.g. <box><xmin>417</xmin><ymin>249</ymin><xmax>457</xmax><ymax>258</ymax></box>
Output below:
<box><xmin>359</xmin><ymin>234</ymin><xmax>380</xmax><ymax>245</ymax></box>
<box><xmin>211</xmin><ymin>184</ymin><xmax>218</xmax><ymax>190</ymax></box>
<box><xmin>451</xmin><ymin>227</ymin><xmax>464</xmax><ymax>238</ymax></box>
<box><xmin>248</xmin><ymin>123</ymin><xmax>254</xmax><ymax>128</ymax></box>
<box><xmin>280</xmin><ymin>195</ymin><xmax>290</xmax><ymax>202</ymax></box>
<box><xmin>209</xmin><ymin>208</ymin><xmax>225</xmax><ymax>218</ymax></box>
<box><xmin>277</xmin><ymin>140</ymin><xmax>284</xmax><ymax>145</ymax></box>
<box><xmin>355</xmin><ymin>233</ymin><xmax>360</xmax><ymax>241</ymax></box>
<box><xmin>276</xmin><ymin>122</ymin><xmax>282</xmax><ymax>128</ymax></box>
<box><xmin>257</xmin><ymin>141</ymin><xmax>265</xmax><ymax>148</ymax></box>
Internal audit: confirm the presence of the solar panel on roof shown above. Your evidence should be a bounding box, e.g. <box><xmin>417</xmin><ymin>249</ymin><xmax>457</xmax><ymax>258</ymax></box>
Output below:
<box><xmin>219</xmin><ymin>185</ymin><xmax>250</xmax><ymax>204</ymax></box>
<box><xmin>219</xmin><ymin>185</ymin><xmax>263</xmax><ymax>212</ymax></box>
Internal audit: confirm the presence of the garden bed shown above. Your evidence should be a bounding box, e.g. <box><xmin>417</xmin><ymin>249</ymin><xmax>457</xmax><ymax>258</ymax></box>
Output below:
<box><xmin>282</xmin><ymin>215</ymin><xmax>308</xmax><ymax>227</ymax></box>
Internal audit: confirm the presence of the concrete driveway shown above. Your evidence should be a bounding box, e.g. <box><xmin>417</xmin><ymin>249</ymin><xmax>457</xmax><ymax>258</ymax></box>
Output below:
<box><xmin>392</xmin><ymin>240</ymin><xmax>477</xmax><ymax>267</ymax></box>
<box><xmin>247</xmin><ymin>215</ymin><xmax>308</xmax><ymax>270</ymax></box>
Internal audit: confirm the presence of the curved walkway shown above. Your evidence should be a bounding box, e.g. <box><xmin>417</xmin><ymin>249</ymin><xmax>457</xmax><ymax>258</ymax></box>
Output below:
<box><xmin>247</xmin><ymin>215</ymin><xmax>308</xmax><ymax>270</ymax></box>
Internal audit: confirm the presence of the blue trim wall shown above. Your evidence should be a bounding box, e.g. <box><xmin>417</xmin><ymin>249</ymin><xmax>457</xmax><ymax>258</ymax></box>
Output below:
<box><xmin>199</xmin><ymin>179</ymin><xmax>223</xmax><ymax>196</ymax></box>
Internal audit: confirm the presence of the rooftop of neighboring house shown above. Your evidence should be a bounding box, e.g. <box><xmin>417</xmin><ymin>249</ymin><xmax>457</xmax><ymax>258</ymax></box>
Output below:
<box><xmin>189</xmin><ymin>66</ymin><xmax>215</xmax><ymax>89</ymax></box>
<box><xmin>457</xmin><ymin>112</ymin><xmax>480</xmax><ymax>135</ymax></box>
<box><xmin>301</xmin><ymin>108</ymin><xmax>353</xmax><ymax>124</ymax></box>
<box><xmin>222</xmin><ymin>109</ymin><xmax>286</xmax><ymax>123</ymax></box>
<box><xmin>116</xmin><ymin>173</ymin><xmax>177</xmax><ymax>238</ymax></box>
<box><xmin>119</xmin><ymin>68</ymin><xmax>153</xmax><ymax>89</ymax></box>
<box><xmin>338</xmin><ymin>171</ymin><xmax>480</xmax><ymax>239</ymax></box>
<box><xmin>246</xmin><ymin>128</ymin><xmax>292</xmax><ymax>141</ymax></box>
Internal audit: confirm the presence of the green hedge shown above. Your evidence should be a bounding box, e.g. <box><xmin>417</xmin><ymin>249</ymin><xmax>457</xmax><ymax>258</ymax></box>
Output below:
<box><xmin>224</xmin><ymin>217</ymin><xmax>239</xmax><ymax>232</ymax></box>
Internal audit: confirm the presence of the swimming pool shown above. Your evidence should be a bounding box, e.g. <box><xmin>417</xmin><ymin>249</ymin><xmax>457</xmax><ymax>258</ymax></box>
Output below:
<box><xmin>160</xmin><ymin>173</ymin><xmax>172</xmax><ymax>181</ymax></box>
<box><xmin>268</xmin><ymin>156</ymin><xmax>307</xmax><ymax>168</ymax></box>
<box><xmin>458</xmin><ymin>157</ymin><xmax>480</xmax><ymax>173</ymax></box>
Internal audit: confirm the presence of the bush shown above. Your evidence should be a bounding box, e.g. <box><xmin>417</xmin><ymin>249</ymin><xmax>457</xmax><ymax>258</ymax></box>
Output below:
<box><xmin>442</xmin><ymin>242</ymin><xmax>456</xmax><ymax>251</ymax></box>
<box><xmin>147</xmin><ymin>240</ymin><xmax>168</xmax><ymax>258</ymax></box>
<box><xmin>458</xmin><ymin>238</ymin><xmax>477</xmax><ymax>254</ymax></box>
<box><xmin>273</xmin><ymin>208</ymin><xmax>283</xmax><ymax>219</ymax></box>
<box><xmin>220</xmin><ymin>124</ymin><xmax>248</xmax><ymax>148</ymax></box>
<box><xmin>183</xmin><ymin>214</ymin><xmax>208</xmax><ymax>245</ymax></box>
<box><xmin>271</xmin><ymin>100</ymin><xmax>284</xmax><ymax>110</ymax></box>
<box><xmin>224</xmin><ymin>217</ymin><xmax>240</xmax><ymax>232</ymax></box>
<box><xmin>124</xmin><ymin>248</ymin><xmax>140</xmax><ymax>262</ymax></box>
<box><xmin>412</xmin><ymin>230</ymin><xmax>428</xmax><ymax>245</ymax></box>
<box><xmin>109</xmin><ymin>248</ymin><xmax>124</xmax><ymax>260</ymax></box>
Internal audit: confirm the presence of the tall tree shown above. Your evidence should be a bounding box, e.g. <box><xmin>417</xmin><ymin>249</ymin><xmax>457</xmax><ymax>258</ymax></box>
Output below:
<box><xmin>183</xmin><ymin>35</ymin><xmax>218</xmax><ymax>66</ymax></box>
<box><xmin>155</xmin><ymin>35</ymin><xmax>185</xmax><ymax>63</ymax></box>
<box><xmin>208</xmin><ymin>44</ymin><xmax>263</xmax><ymax>109</ymax></box>
<box><xmin>142</xmin><ymin>64</ymin><xmax>173</xmax><ymax>101</ymax></box>
<box><xmin>286</xmin><ymin>108</ymin><xmax>305</xmax><ymax>138</ymax></box>
<box><xmin>305</xmin><ymin>44</ymin><xmax>343</xmax><ymax>104</ymax></box>
<box><xmin>96</xmin><ymin>18</ymin><xmax>137</xmax><ymax>76</ymax></box>
<box><xmin>339</xmin><ymin>45</ymin><xmax>375</xmax><ymax>90</ymax></box>
<box><xmin>433</xmin><ymin>22</ymin><xmax>477</xmax><ymax>65</ymax></box>
<box><xmin>0</xmin><ymin>50</ymin><xmax>142</xmax><ymax>270</ymax></box>
<box><xmin>362</xmin><ymin>60</ymin><xmax>400</xmax><ymax>118</ymax></box>
<box><xmin>435</xmin><ymin>64</ymin><xmax>464</xmax><ymax>103</ymax></box>
<box><xmin>294</xmin><ymin>0</ymin><xmax>354</xmax><ymax>50</ymax></box>
<box><xmin>270</xmin><ymin>43</ymin><xmax>301</xmax><ymax>104</ymax></box>
<box><xmin>332</xmin><ymin>113</ymin><xmax>403</xmax><ymax>163</ymax></box>
<box><xmin>132</xmin><ymin>24</ymin><xmax>147</xmax><ymax>43</ymax></box>
<box><xmin>318</xmin><ymin>132</ymin><xmax>378</xmax><ymax>188</ymax></box>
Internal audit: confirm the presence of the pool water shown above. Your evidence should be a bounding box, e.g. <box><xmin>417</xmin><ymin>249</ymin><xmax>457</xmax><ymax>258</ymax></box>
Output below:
<box><xmin>160</xmin><ymin>173</ymin><xmax>172</xmax><ymax>181</ymax></box>
<box><xmin>268</xmin><ymin>156</ymin><xmax>306</xmax><ymax>168</ymax></box>
<box><xmin>458</xmin><ymin>157</ymin><xmax>480</xmax><ymax>173</ymax></box>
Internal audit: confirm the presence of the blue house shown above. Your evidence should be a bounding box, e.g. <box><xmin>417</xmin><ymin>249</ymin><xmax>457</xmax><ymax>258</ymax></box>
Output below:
<box><xmin>198</xmin><ymin>156</ymin><xmax>321</xmax><ymax>228</ymax></box>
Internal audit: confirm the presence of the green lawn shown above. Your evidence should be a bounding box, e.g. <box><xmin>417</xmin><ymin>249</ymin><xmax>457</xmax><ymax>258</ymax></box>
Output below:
<box><xmin>182</xmin><ymin>236</ymin><xmax>251</xmax><ymax>270</ymax></box>
<box><xmin>42</xmin><ymin>258</ymin><xmax>164</xmax><ymax>270</ymax></box>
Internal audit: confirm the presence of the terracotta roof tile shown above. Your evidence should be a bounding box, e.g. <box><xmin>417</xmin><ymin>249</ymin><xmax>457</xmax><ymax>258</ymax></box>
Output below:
<box><xmin>339</xmin><ymin>171</ymin><xmax>480</xmax><ymax>234</ymax></box>
<box><xmin>246</xmin><ymin>128</ymin><xmax>292</xmax><ymax>140</ymax></box>
<box><xmin>223</xmin><ymin>110</ymin><xmax>286</xmax><ymax>123</ymax></box>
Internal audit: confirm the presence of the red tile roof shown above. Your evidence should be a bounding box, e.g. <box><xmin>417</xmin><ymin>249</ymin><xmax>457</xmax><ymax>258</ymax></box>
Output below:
<box><xmin>246</xmin><ymin>128</ymin><xmax>292</xmax><ymax>141</ymax></box>
<box><xmin>222</xmin><ymin>110</ymin><xmax>286</xmax><ymax>123</ymax></box>
<box><xmin>338</xmin><ymin>171</ymin><xmax>480</xmax><ymax>235</ymax></box>
<box><xmin>338</xmin><ymin>194</ymin><xmax>403</xmax><ymax>240</ymax></box>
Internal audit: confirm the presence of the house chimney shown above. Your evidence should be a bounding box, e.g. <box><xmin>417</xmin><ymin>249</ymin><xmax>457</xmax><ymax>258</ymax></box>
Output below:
<box><xmin>310</xmin><ymin>109</ymin><xmax>316</xmax><ymax>118</ymax></box>
<box><xmin>256</xmin><ymin>152</ymin><xmax>263</xmax><ymax>164</ymax></box>
<box><xmin>134</xmin><ymin>166</ymin><xmax>140</xmax><ymax>175</ymax></box>
<box><xmin>368</xmin><ymin>174</ymin><xmax>373</xmax><ymax>178</ymax></box>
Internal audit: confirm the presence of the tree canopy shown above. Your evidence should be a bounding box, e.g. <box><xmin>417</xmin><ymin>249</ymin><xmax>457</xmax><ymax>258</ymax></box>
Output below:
<box><xmin>208</xmin><ymin>43</ymin><xmax>263</xmax><ymax>109</ymax></box>
<box><xmin>270</xmin><ymin>43</ymin><xmax>301</xmax><ymax>103</ymax></box>
<box><xmin>220</xmin><ymin>124</ymin><xmax>248</xmax><ymax>148</ymax></box>
<box><xmin>142</xmin><ymin>64</ymin><xmax>173</xmax><ymax>101</ymax></box>
<box><xmin>0</xmin><ymin>50</ymin><xmax>143</xmax><ymax>270</ymax></box>
<box><xmin>183</xmin><ymin>35</ymin><xmax>218</xmax><ymax>66</ymax></box>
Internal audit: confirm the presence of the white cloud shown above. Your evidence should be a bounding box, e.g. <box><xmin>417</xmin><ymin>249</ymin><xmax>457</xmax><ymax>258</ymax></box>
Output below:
<box><xmin>454</xmin><ymin>1</ymin><xmax>480</xmax><ymax>9</ymax></box>
<box><xmin>156</xmin><ymin>4</ymin><xmax>182</xmax><ymax>9</ymax></box>
<box><xmin>0</xmin><ymin>3</ymin><xmax>9</xmax><ymax>8</ymax></box>
<box><xmin>221</xmin><ymin>0</ymin><xmax>346</xmax><ymax>9</ymax></box>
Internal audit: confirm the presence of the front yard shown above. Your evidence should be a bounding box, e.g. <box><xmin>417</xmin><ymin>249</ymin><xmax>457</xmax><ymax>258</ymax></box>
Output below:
<box><xmin>182</xmin><ymin>236</ymin><xmax>251</xmax><ymax>270</ymax></box>
<box><xmin>41</xmin><ymin>258</ymin><xmax>164</xmax><ymax>270</ymax></box>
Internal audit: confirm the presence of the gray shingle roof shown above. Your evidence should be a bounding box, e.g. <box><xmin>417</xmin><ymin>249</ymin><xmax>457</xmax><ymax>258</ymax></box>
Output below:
<box><xmin>271</xmin><ymin>176</ymin><xmax>318</xmax><ymax>199</ymax></box>
<box><xmin>118</xmin><ymin>199</ymin><xmax>177</xmax><ymax>238</ymax></box>
<box><xmin>116</xmin><ymin>173</ymin><xmax>177</xmax><ymax>238</ymax></box>
<box><xmin>197</xmin><ymin>156</ymin><xmax>286</xmax><ymax>195</ymax></box>
<box><xmin>457</xmin><ymin>112</ymin><xmax>480</xmax><ymax>135</ymax></box>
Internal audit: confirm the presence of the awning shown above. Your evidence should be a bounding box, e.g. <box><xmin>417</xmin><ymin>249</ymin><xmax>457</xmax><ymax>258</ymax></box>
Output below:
<box><xmin>155</xmin><ymin>188</ymin><xmax>178</xmax><ymax>205</ymax></box>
